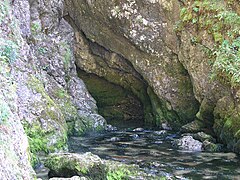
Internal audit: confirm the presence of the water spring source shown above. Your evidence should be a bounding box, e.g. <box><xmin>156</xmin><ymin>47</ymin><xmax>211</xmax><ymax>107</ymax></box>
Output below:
<box><xmin>69</xmin><ymin>123</ymin><xmax>240</xmax><ymax>179</ymax></box>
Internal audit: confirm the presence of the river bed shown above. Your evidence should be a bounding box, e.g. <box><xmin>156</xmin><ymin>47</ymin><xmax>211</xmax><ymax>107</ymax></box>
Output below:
<box><xmin>69</xmin><ymin>127</ymin><xmax>240</xmax><ymax>179</ymax></box>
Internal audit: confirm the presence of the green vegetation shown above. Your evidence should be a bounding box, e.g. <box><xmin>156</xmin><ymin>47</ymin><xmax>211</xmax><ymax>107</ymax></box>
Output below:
<box><xmin>177</xmin><ymin>0</ymin><xmax>240</xmax><ymax>87</ymax></box>
<box><xmin>26</xmin><ymin>76</ymin><xmax>69</xmax><ymax>166</ymax></box>
<box><xmin>23</xmin><ymin>122</ymin><xmax>48</xmax><ymax>166</ymax></box>
<box><xmin>31</xmin><ymin>21</ymin><xmax>41</xmax><ymax>35</ymax></box>
<box><xmin>0</xmin><ymin>38</ymin><xmax>19</xmax><ymax>64</ymax></box>
<box><xmin>107</xmin><ymin>167</ymin><xmax>131</xmax><ymax>180</ymax></box>
<box><xmin>75</xmin><ymin>164</ymin><xmax>88</xmax><ymax>174</ymax></box>
<box><xmin>23</xmin><ymin>120</ymin><xmax>68</xmax><ymax>167</ymax></box>
<box><xmin>0</xmin><ymin>101</ymin><xmax>10</xmax><ymax>124</ymax></box>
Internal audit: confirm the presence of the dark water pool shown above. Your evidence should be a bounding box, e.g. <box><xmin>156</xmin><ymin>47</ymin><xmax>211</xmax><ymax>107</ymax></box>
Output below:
<box><xmin>69</xmin><ymin>128</ymin><xmax>240</xmax><ymax>179</ymax></box>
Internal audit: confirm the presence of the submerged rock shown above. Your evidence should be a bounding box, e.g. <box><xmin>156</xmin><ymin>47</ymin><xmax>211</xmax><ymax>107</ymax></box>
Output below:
<box><xmin>153</xmin><ymin>130</ymin><xmax>167</xmax><ymax>136</ymax></box>
<box><xmin>105</xmin><ymin>124</ymin><xmax>117</xmax><ymax>132</ymax></box>
<box><xmin>193</xmin><ymin>132</ymin><xmax>216</xmax><ymax>143</ymax></box>
<box><xmin>45</xmin><ymin>152</ymin><xmax>107</xmax><ymax>179</ymax></box>
<box><xmin>130</xmin><ymin>134</ymin><xmax>140</xmax><ymax>139</ymax></box>
<box><xmin>174</xmin><ymin>136</ymin><xmax>203</xmax><ymax>151</ymax></box>
<box><xmin>107</xmin><ymin>137</ymin><xmax>120</xmax><ymax>142</ymax></box>
<box><xmin>202</xmin><ymin>140</ymin><xmax>223</xmax><ymax>152</ymax></box>
<box><xmin>133</xmin><ymin>128</ymin><xmax>144</xmax><ymax>132</ymax></box>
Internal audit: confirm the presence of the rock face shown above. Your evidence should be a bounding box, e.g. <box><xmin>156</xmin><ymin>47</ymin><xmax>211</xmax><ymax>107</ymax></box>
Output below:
<box><xmin>0</xmin><ymin>0</ymin><xmax>106</xmax><ymax>178</ymax></box>
<box><xmin>63</xmin><ymin>0</ymin><xmax>240</xmax><ymax>153</ymax></box>
<box><xmin>0</xmin><ymin>65</ymin><xmax>35</xmax><ymax>179</ymax></box>
<box><xmin>64</xmin><ymin>0</ymin><xmax>199</xmax><ymax>128</ymax></box>
<box><xmin>45</xmin><ymin>152</ymin><xmax>155</xmax><ymax>179</ymax></box>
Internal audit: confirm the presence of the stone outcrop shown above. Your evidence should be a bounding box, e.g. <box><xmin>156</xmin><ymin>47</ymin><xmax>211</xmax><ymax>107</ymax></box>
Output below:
<box><xmin>64</xmin><ymin>0</ymin><xmax>199</xmax><ymax>128</ymax></box>
<box><xmin>174</xmin><ymin>136</ymin><xmax>203</xmax><ymax>151</ymax></box>
<box><xmin>45</xmin><ymin>152</ymin><xmax>156</xmax><ymax>179</ymax></box>
<box><xmin>45</xmin><ymin>152</ymin><xmax>107</xmax><ymax>179</ymax></box>
<box><xmin>0</xmin><ymin>0</ymin><xmax>106</xmax><ymax>178</ymax></box>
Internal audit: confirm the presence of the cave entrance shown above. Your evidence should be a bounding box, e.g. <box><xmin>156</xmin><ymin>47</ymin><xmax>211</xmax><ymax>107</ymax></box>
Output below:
<box><xmin>78</xmin><ymin>69</ymin><xmax>145</xmax><ymax>128</ymax></box>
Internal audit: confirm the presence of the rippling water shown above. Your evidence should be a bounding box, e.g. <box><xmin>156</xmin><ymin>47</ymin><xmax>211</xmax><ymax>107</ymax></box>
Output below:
<box><xmin>69</xmin><ymin>128</ymin><xmax>240</xmax><ymax>179</ymax></box>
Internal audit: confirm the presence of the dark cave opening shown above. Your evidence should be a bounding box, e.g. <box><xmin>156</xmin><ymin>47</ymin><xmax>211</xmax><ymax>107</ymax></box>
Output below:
<box><xmin>77</xmin><ymin>68</ymin><xmax>145</xmax><ymax>128</ymax></box>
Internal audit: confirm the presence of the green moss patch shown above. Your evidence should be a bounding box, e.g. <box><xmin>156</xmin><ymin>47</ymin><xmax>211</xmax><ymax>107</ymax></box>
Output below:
<box><xmin>25</xmin><ymin>76</ymin><xmax>69</xmax><ymax>166</ymax></box>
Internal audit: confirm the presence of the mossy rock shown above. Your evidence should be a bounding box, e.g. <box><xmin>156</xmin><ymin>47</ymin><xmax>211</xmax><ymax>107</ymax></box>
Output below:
<box><xmin>25</xmin><ymin>75</ymin><xmax>69</xmax><ymax>165</ymax></box>
<box><xmin>202</xmin><ymin>140</ymin><xmax>223</xmax><ymax>152</ymax></box>
<box><xmin>181</xmin><ymin>120</ymin><xmax>205</xmax><ymax>133</ymax></box>
<box><xmin>104</xmin><ymin>159</ymin><xmax>165</xmax><ymax>179</ymax></box>
<box><xmin>45</xmin><ymin>152</ymin><xmax>107</xmax><ymax>179</ymax></box>
<box><xmin>214</xmin><ymin>95</ymin><xmax>240</xmax><ymax>153</ymax></box>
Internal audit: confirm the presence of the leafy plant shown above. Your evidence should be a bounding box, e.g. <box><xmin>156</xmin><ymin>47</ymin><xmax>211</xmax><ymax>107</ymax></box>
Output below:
<box><xmin>107</xmin><ymin>167</ymin><xmax>131</xmax><ymax>180</ymax></box>
<box><xmin>212</xmin><ymin>37</ymin><xmax>240</xmax><ymax>86</ymax></box>
<box><xmin>176</xmin><ymin>0</ymin><xmax>240</xmax><ymax>87</ymax></box>
<box><xmin>23</xmin><ymin>122</ymin><xmax>48</xmax><ymax>166</ymax></box>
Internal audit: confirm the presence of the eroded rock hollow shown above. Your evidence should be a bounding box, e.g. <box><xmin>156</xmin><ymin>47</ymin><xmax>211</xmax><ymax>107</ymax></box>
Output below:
<box><xmin>64</xmin><ymin>0</ymin><xmax>200</xmax><ymax>129</ymax></box>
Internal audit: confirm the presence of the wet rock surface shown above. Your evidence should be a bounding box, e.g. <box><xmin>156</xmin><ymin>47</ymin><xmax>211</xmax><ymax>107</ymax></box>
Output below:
<box><xmin>174</xmin><ymin>136</ymin><xmax>203</xmax><ymax>151</ymax></box>
<box><xmin>45</xmin><ymin>152</ymin><xmax>107</xmax><ymax>179</ymax></box>
<box><xmin>193</xmin><ymin>132</ymin><xmax>216</xmax><ymax>143</ymax></box>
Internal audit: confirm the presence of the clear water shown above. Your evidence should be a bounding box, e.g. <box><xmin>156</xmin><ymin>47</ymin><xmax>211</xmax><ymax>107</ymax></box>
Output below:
<box><xmin>69</xmin><ymin>128</ymin><xmax>240</xmax><ymax>180</ymax></box>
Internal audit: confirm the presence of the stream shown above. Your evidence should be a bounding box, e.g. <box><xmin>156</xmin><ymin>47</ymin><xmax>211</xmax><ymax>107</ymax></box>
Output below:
<box><xmin>69</xmin><ymin>126</ymin><xmax>240</xmax><ymax>179</ymax></box>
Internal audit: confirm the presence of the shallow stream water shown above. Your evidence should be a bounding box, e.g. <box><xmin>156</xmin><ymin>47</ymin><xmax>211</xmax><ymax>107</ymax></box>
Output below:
<box><xmin>69</xmin><ymin>127</ymin><xmax>240</xmax><ymax>179</ymax></box>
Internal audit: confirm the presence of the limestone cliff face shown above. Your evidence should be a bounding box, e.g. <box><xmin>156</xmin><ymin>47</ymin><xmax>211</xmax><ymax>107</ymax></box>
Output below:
<box><xmin>0</xmin><ymin>0</ymin><xmax>106</xmax><ymax>178</ymax></box>
<box><xmin>64</xmin><ymin>0</ymin><xmax>199</xmax><ymax>128</ymax></box>
<box><xmin>63</xmin><ymin>0</ymin><xmax>240</xmax><ymax>153</ymax></box>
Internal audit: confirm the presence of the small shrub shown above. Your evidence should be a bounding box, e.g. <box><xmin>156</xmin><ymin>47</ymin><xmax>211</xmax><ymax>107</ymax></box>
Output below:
<box><xmin>212</xmin><ymin>37</ymin><xmax>240</xmax><ymax>86</ymax></box>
